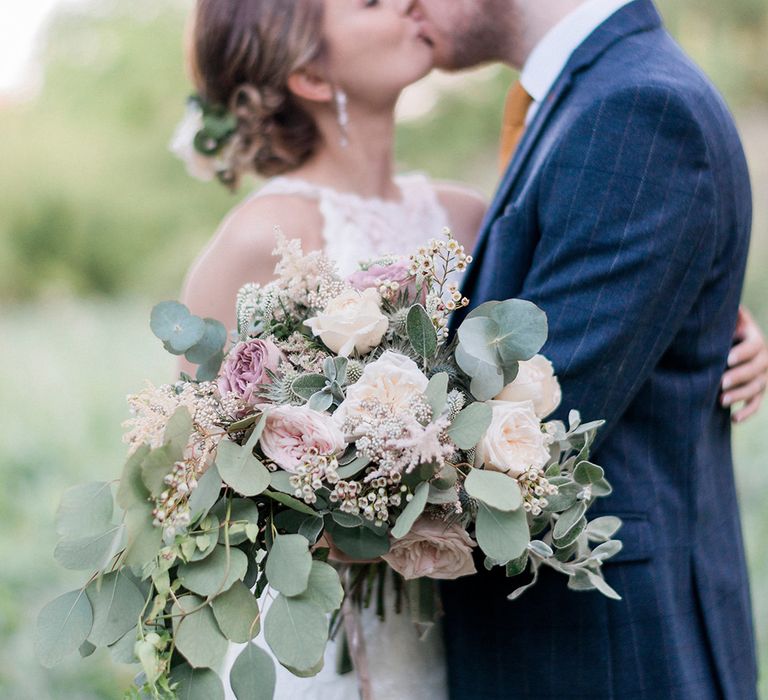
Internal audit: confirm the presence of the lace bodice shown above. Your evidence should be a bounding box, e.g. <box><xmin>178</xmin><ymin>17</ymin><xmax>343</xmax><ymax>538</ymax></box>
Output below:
<box><xmin>253</xmin><ymin>172</ymin><xmax>451</xmax><ymax>275</ymax></box>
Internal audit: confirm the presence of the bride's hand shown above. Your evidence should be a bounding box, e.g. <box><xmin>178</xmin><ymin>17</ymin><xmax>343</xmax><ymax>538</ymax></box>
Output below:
<box><xmin>721</xmin><ymin>306</ymin><xmax>768</xmax><ymax>422</ymax></box>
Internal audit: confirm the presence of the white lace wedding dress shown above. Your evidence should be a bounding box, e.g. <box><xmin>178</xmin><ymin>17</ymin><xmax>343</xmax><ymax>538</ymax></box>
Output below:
<box><xmin>220</xmin><ymin>173</ymin><xmax>452</xmax><ymax>700</ymax></box>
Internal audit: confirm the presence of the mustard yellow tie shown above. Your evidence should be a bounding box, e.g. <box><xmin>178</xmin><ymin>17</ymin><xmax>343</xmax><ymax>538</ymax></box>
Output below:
<box><xmin>499</xmin><ymin>81</ymin><xmax>534</xmax><ymax>172</ymax></box>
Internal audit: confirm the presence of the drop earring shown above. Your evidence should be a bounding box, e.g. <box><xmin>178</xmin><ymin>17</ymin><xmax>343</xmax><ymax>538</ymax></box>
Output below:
<box><xmin>335</xmin><ymin>88</ymin><xmax>350</xmax><ymax>147</ymax></box>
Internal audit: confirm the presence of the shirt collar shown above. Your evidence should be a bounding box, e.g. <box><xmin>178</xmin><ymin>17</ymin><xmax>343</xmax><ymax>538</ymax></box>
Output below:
<box><xmin>520</xmin><ymin>0</ymin><xmax>635</xmax><ymax>105</ymax></box>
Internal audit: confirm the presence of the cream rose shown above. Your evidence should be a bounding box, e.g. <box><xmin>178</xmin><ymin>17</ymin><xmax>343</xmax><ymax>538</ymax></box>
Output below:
<box><xmin>335</xmin><ymin>351</ymin><xmax>429</xmax><ymax>424</ymax></box>
<box><xmin>305</xmin><ymin>288</ymin><xmax>388</xmax><ymax>357</ymax></box>
<box><xmin>383</xmin><ymin>517</ymin><xmax>477</xmax><ymax>580</ymax></box>
<box><xmin>476</xmin><ymin>400</ymin><xmax>551</xmax><ymax>477</ymax></box>
<box><xmin>259</xmin><ymin>406</ymin><xmax>346</xmax><ymax>473</ymax></box>
<box><xmin>495</xmin><ymin>354</ymin><xmax>562</xmax><ymax>419</ymax></box>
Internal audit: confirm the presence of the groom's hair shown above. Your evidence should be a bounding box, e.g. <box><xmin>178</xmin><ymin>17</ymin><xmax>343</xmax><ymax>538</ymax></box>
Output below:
<box><xmin>188</xmin><ymin>0</ymin><xmax>326</xmax><ymax>185</ymax></box>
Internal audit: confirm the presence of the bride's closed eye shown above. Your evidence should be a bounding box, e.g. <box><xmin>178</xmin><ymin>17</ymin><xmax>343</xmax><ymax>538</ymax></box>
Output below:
<box><xmin>363</xmin><ymin>0</ymin><xmax>380</xmax><ymax>7</ymax></box>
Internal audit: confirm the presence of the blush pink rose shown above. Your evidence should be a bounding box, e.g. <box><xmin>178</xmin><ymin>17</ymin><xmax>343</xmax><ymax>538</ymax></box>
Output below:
<box><xmin>217</xmin><ymin>339</ymin><xmax>283</xmax><ymax>405</ymax></box>
<box><xmin>347</xmin><ymin>260</ymin><xmax>414</xmax><ymax>292</ymax></box>
<box><xmin>259</xmin><ymin>405</ymin><xmax>346</xmax><ymax>473</ymax></box>
<box><xmin>383</xmin><ymin>517</ymin><xmax>477</xmax><ymax>580</ymax></box>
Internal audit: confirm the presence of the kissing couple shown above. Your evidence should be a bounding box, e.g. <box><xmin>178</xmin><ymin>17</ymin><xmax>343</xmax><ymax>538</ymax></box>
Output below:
<box><xmin>175</xmin><ymin>1</ymin><xmax>762</xmax><ymax>698</ymax></box>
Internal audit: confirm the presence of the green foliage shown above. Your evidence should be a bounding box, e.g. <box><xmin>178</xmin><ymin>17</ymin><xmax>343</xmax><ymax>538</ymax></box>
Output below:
<box><xmin>229</xmin><ymin>644</ymin><xmax>276</xmax><ymax>700</ymax></box>
<box><xmin>391</xmin><ymin>482</ymin><xmax>430</xmax><ymax>539</ymax></box>
<box><xmin>172</xmin><ymin>595</ymin><xmax>229</xmax><ymax>669</ymax></box>
<box><xmin>465</xmin><ymin>469</ymin><xmax>523</xmax><ymax>512</ymax></box>
<box><xmin>263</xmin><ymin>594</ymin><xmax>328</xmax><ymax>674</ymax></box>
<box><xmin>407</xmin><ymin>304</ymin><xmax>438</xmax><ymax>360</ymax></box>
<box><xmin>35</xmin><ymin>590</ymin><xmax>93</xmax><ymax>668</ymax></box>
<box><xmin>448</xmin><ymin>402</ymin><xmax>493</xmax><ymax>449</ymax></box>
<box><xmin>264</xmin><ymin>534</ymin><xmax>312</xmax><ymax>597</ymax></box>
<box><xmin>211</xmin><ymin>582</ymin><xmax>261</xmax><ymax>644</ymax></box>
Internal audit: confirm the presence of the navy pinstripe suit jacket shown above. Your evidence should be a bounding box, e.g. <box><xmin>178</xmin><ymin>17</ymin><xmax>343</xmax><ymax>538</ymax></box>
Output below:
<box><xmin>440</xmin><ymin>2</ymin><xmax>758</xmax><ymax>698</ymax></box>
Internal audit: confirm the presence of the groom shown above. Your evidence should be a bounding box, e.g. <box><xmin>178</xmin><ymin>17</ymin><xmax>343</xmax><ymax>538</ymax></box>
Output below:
<box><xmin>412</xmin><ymin>0</ymin><xmax>758</xmax><ymax>698</ymax></box>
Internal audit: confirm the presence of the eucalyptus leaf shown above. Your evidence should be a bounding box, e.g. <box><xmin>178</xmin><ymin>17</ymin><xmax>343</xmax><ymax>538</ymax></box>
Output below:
<box><xmin>35</xmin><ymin>589</ymin><xmax>94</xmax><ymax>668</ymax></box>
<box><xmin>432</xmin><ymin>464</ymin><xmax>458</xmax><ymax>490</ymax></box>
<box><xmin>269</xmin><ymin>470</ymin><xmax>295</xmax><ymax>494</ymax></box>
<box><xmin>173</xmin><ymin>595</ymin><xmax>229</xmax><ymax>669</ymax></box>
<box><xmin>124</xmin><ymin>502</ymin><xmax>163</xmax><ymax>568</ymax></box>
<box><xmin>86</xmin><ymin>571</ymin><xmax>145</xmax><ymax>647</ymax></box>
<box><xmin>407</xmin><ymin>304</ymin><xmax>437</xmax><ymax>359</ymax></box>
<box><xmin>475</xmin><ymin>502</ymin><xmax>529</xmax><ymax>564</ymax></box>
<box><xmin>197</xmin><ymin>350</ymin><xmax>225</xmax><ymax>382</ymax></box>
<box><xmin>214</xmin><ymin>499</ymin><xmax>261</xmax><ymax>545</ymax></box>
<box><xmin>150</xmin><ymin>302</ymin><xmax>206</xmax><ymax>353</ymax></box>
<box><xmin>140</xmin><ymin>444</ymin><xmax>176</xmax><ymax>498</ymax></box>
<box><xmin>54</xmin><ymin>524</ymin><xmax>125</xmax><ymax>572</ymax></box>
<box><xmin>425</xmin><ymin>373</ymin><xmax>449</xmax><ymax>417</ymax></box>
<box><xmin>448</xmin><ymin>403</ymin><xmax>493</xmax><ymax>450</ymax></box>
<box><xmin>265</xmin><ymin>534</ymin><xmax>312</xmax><ymax>597</ymax></box>
<box><xmin>490</xmin><ymin>299</ymin><xmax>548</xmax><ymax>365</ymax></box>
<box><xmin>170</xmin><ymin>663</ymin><xmax>226</xmax><ymax>700</ymax></box>
<box><xmin>216</xmin><ymin>439</ymin><xmax>271</xmax><ymax>497</ymax></box>
<box><xmin>331</xmin><ymin>511</ymin><xmax>363</xmax><ymax>528</ymax></box>
<box><xmin>117</xmin><ymin>445</ymin><xmax>151</xmax><ymax>510</ymax></box>
<box><xmin>294</xmin><ymin>561</ymin><xmax>344</xmax><ymax>613</ymax></box>
<box><xmin>325</xmin><ymin>521</ymin><xmax>389</xmax><ymax>560</ymax></box>
<box><xmin>298</xmin><ymin>516</ymin><xmax>324</xmax><ymax>544</ymax></box>
<box><xmin>391</xmin><ymin>482</ymin><xmax>429</xmax><ymax>539</ymax></box>
<box><xmin>177</xmin><ymin>546</ymin><xmax>248</xmax><ymax>597</ymax></box>
<box><xmin>336</xmin><ymin>456</ymin><xmax>370</xmax><ymax>480</ymax></box>
<box><xmin>165</xmin><ymin>407</ymin><xmax>193</xmax><ymax>456</ymax></box>
<box><xmin>456</xmin><ymin>316</ymin><xmax>500</xmax><ymax>365</ymax></box>
<box><xmin>189</xmin><ymin>466</ymin><xmax>223</xmax><ymax>521</ymax></box>
<box><xmin>263</xmin><ymin>490</ymin><xmax>318</xmax><ymax>517</ymax></box>
<box><xmin>465</xmin><ymin>469</ymin><xmax>523</xmax><ymax>512</ymax></box>
<box><xmin>212</xmin><ymin>581</ymin><xmax>261</xmax><ymax>643</ymax></box>
<box><xmin>264</xmin><ymin>595</ymin><xmax>328</xmax><ymax>673</ymax></box>
<box><xmin>56</xmin><ymin>482</ymin><xmax>114</xmax><ymax>540</ymax></box>
<box><xmin>230</xmin><ymin>643</ymin><xmax>277</xmax><ymax>700</ymax></box>
<box><xmin>185</xmin><ymin>318</ymin><xmax>227</xmax><ymax>365</ymax></box>
<box><xmin>107</xmin><ymin>627</ymin><xmax>138</xmax><ymax>664</ymax></box>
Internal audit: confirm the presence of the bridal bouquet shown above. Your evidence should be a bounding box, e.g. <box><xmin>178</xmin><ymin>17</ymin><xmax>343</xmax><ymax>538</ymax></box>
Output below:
<box><xmin>36</xmin><ymin>233</ymin><xmax>623</xmax><ymax>699</ymax></box>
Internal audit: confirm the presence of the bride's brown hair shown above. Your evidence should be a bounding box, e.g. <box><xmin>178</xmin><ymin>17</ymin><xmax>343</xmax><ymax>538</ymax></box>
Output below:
<box><xmin>189</xmin><ymin>0</ymin><xmax>325</xmax><ymax>185</ymax></box>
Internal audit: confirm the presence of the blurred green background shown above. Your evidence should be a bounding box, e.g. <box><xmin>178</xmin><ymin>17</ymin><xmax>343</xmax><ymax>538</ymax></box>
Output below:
<box><xmin>0</xmin><ymin>0</ymin><xmax>766</xmax><ymax>697</ymax></box>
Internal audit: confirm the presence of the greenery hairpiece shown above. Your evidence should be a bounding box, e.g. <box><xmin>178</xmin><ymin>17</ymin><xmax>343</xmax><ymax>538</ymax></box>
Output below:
<box><xmin>189</xmin><ymin>95</ymin><xmax>238</xmax><ymax>156</ymax></box>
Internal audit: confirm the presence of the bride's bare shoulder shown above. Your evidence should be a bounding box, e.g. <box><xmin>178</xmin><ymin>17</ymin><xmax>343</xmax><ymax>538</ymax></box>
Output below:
<box><xmin>433</xmin><ymin>181</ymin><xmax>487</xmax><ymax>250</ymax></box>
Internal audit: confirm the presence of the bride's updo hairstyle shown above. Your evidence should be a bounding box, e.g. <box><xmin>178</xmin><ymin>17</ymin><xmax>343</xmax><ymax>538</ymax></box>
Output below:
<box><xmin>189</xmin><ymin>0</ymin><xmax>325</xmax><ymax>185</ymax></box>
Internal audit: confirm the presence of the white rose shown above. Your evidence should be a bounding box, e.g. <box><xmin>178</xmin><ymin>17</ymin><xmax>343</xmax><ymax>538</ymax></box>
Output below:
<box><xmin>476</xmin><ymin>400</ymin><xmax>551</xmax><ymax>477</ymax></box>
<box><xmin>305</xmin><ymin>288</ymin><xmax>388</xmax><ymax>357</ymax></box>
<box><xmin>495</xmin><ymin>355</ymin><xmax>562</xmax><ymax>419</ymax></box>
<box><xmin>335</xmin><ymin>351</ymin><xmax>429</xmax><ymax>424</ymax></box>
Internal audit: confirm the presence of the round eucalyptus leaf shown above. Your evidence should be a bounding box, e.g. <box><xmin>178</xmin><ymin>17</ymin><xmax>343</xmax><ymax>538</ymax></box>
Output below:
<box><xmin>197</xmin><ymin>350</ymin><xmax>226</xmax><ymax>382</ymax></box>
<box><xmin>170</xmin><ymin>662</ymin><xmax>225</xmax><ymax>700</ymax></box>
<box><xmin>330</xmin><ymin>511</ymin><xmax>363</xmax><ymax>528</ymax></box>
<box><xmin>465</xmin><ymin>469</ymin><xmax>523</xmax><ymax>512</ymax></box>
<box><xmin>35</xmin><ymin>590</ymin><xmax>93</xmax><ymax>668</ymax></box>
<box><xmin>295</xmin><ymin>561</ymin><xmax>344</xmax><ymax>613</ymax></box>
<box><xmin>432</xmin><ymin>464</ymin><xmax>458</xmax><ymax>491</ymax></box>
<box><xmin>214</xmin><ymin>498</ymin><xmax>261</xmax><ymax>545</ymax></box>
<box><xmin>86</xmin><ymin>571</ymin><xmax>145</xmax><ymax>647</ymax></box>
<box><xmin>140</xmin><ymin>444</ymin><xmax>176</xmax><ymax>498</ymax></box>
<box><xmin>177</xmin><ymin>545</ymin><xmax>248</xmax><ymax>597</ymax></box>
<box><xmin>265</xmin><ymin>534</ymin><xmax>312</xmax><ymax>596</ymax></box>
<box><xmin>448</xmin><ymin>403</ymin><xmax>493</xmax><ymax>450</ymax></box>
<box><xmin>264</xmin><ymin>595</ymin><xmax>328</xmax><ymax>673</ymax></box>
<box><xmin>475</xmin><ymin>502</ymin><xmax>529</xmax><ymax>564</ymax></box>
<box><xmin>325</xmin><ymin>521</ymin><xmax>389</xmax><ymax>560</ymax></box>
<box><xmin>490</xmin><ymin>299</ymin><xmax>548</xmax><ymax>365</ymax></box>
<box><xmin>230</xmin><ymin>643</ymin><xmax>277</xmax><ymax>700</ymax></box>
<box><xmin>262</xmin><ymin>490</ymin><xmax>317</xmax><ymax>517</ymax></box>
<box><xmin>117</xmin><ymin>444</ymin><xmax>151</xmax><ymax>511</ymax></box>
<box><xmin>56</xmin><ymin>482</ymin><xmax>114</xmax><ymax>540</ymax></box>
<box><xmin>216</xmin><ymin>440</ymin><xmax>271</xmax><ymax>497</ymax></box>
<box><xmin>172</xmin><ymin>596</ymin><xmax>229</xmax><ymax>669</ymax></box>
<box><xmin>150</xmin><ymin>302</ymin><xmax>206</xmax><ymax>353</ymax></box>
<box><xmin>54</xmin><ymin>524</ymin><xmax>126</xmax><ymax>572</ymax></box>
<box><xmin>212</xmin><ymin>581</ymin><xmax>261</xmax><ymax>643</ymax></box>
<box><xmin>189</xmin><ymin>466</ymin><xmax>223</xmax><ymax>521</ymax></box>
<box><xmin>108</xmin><ymin>627</ymin><xmax>139</xmax><ymax>664</ymax></box>
<box><xmin>392</xmin><ymin>482</ymin><xmax>429</xmax><ymax>540</ymax></box>
<box><xmin>457</xmin><ymin>316</ymin><xmax>500</xmax><ymax>365</ymax></box>
<box><xmin>185</xmin><ymin>318</ymin><xmax>227</xmax><ymax>365</ymax></box>
<box><xmin>269</xmin><ymin>470</ymin><xmax>294</xmax><ymax>494</ymax></box>
<box><xmin>124</xmin><ymin>501</ymin><xmax>163</xmax><ymax>568</ymax></box>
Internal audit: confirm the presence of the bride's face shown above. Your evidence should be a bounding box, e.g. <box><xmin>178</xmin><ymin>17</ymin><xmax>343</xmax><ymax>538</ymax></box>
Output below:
<box><xmin>321</xmin><ymin>0</ymin><xmax>434</xmax><ymax>106</ymax></box>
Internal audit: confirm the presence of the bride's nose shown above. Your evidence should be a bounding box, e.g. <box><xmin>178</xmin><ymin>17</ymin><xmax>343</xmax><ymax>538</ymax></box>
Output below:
<box><xmin>398</xmin><ymin>0</ymin><xmax>418</xmax><ymax>17</ymax></box>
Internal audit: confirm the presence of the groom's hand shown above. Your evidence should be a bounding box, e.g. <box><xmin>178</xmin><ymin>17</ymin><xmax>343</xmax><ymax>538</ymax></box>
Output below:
<box><xmin>722</xmin><ymin>306</ymin><xmax>768</xmax><ymax>422</ymax></box>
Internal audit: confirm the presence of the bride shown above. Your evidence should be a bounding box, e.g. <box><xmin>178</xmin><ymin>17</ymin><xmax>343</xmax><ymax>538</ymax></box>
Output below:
<box><xmin>175</xmin><ymin>0</ymin><xmax>767</xmax><ymax>697</ymax></box>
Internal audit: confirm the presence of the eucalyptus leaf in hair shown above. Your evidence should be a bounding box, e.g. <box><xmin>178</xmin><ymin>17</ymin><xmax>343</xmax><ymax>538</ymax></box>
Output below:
<box><xmin>189</xmin><ymin>95</ymin><xmax>238</xmax><ymax>156</ymax></box>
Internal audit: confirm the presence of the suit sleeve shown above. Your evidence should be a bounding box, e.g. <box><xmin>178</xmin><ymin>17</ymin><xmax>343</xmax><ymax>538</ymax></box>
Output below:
<box><xmin>520</xmin><ymin>86</ymin><xmax>718</xmax><ymax>444</ymax></box>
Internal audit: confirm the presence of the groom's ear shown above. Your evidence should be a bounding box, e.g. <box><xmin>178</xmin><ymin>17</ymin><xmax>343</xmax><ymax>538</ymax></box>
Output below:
<box><xmin>287</xmin><ymin>67</ymin><xmax>334</xmax><ymax>104</ymax></box>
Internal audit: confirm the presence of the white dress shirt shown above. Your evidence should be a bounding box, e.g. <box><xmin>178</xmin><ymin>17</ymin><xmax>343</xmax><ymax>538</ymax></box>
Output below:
<box><xmin>521</xmin><ymin>0</ymin><xmax>635</xmax><ymax>124</ymax></box>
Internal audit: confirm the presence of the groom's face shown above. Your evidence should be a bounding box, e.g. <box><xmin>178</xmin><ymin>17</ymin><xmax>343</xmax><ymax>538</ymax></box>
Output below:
<box><xmin>411</xmin><ymin>0</ymin><xmax>509</xmax><ymax>70</ymax></box>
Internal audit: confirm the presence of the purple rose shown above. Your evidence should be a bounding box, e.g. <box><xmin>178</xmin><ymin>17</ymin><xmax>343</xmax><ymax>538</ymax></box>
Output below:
<box><xmin>217</xmin><ymin>339</ymin><xmax>283</xmax><ymax>404</ymax></box>
<box><xmin>347</xmin><ymin>260</ymin><xmax>413</xmax><ymax>293</ymax></box>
